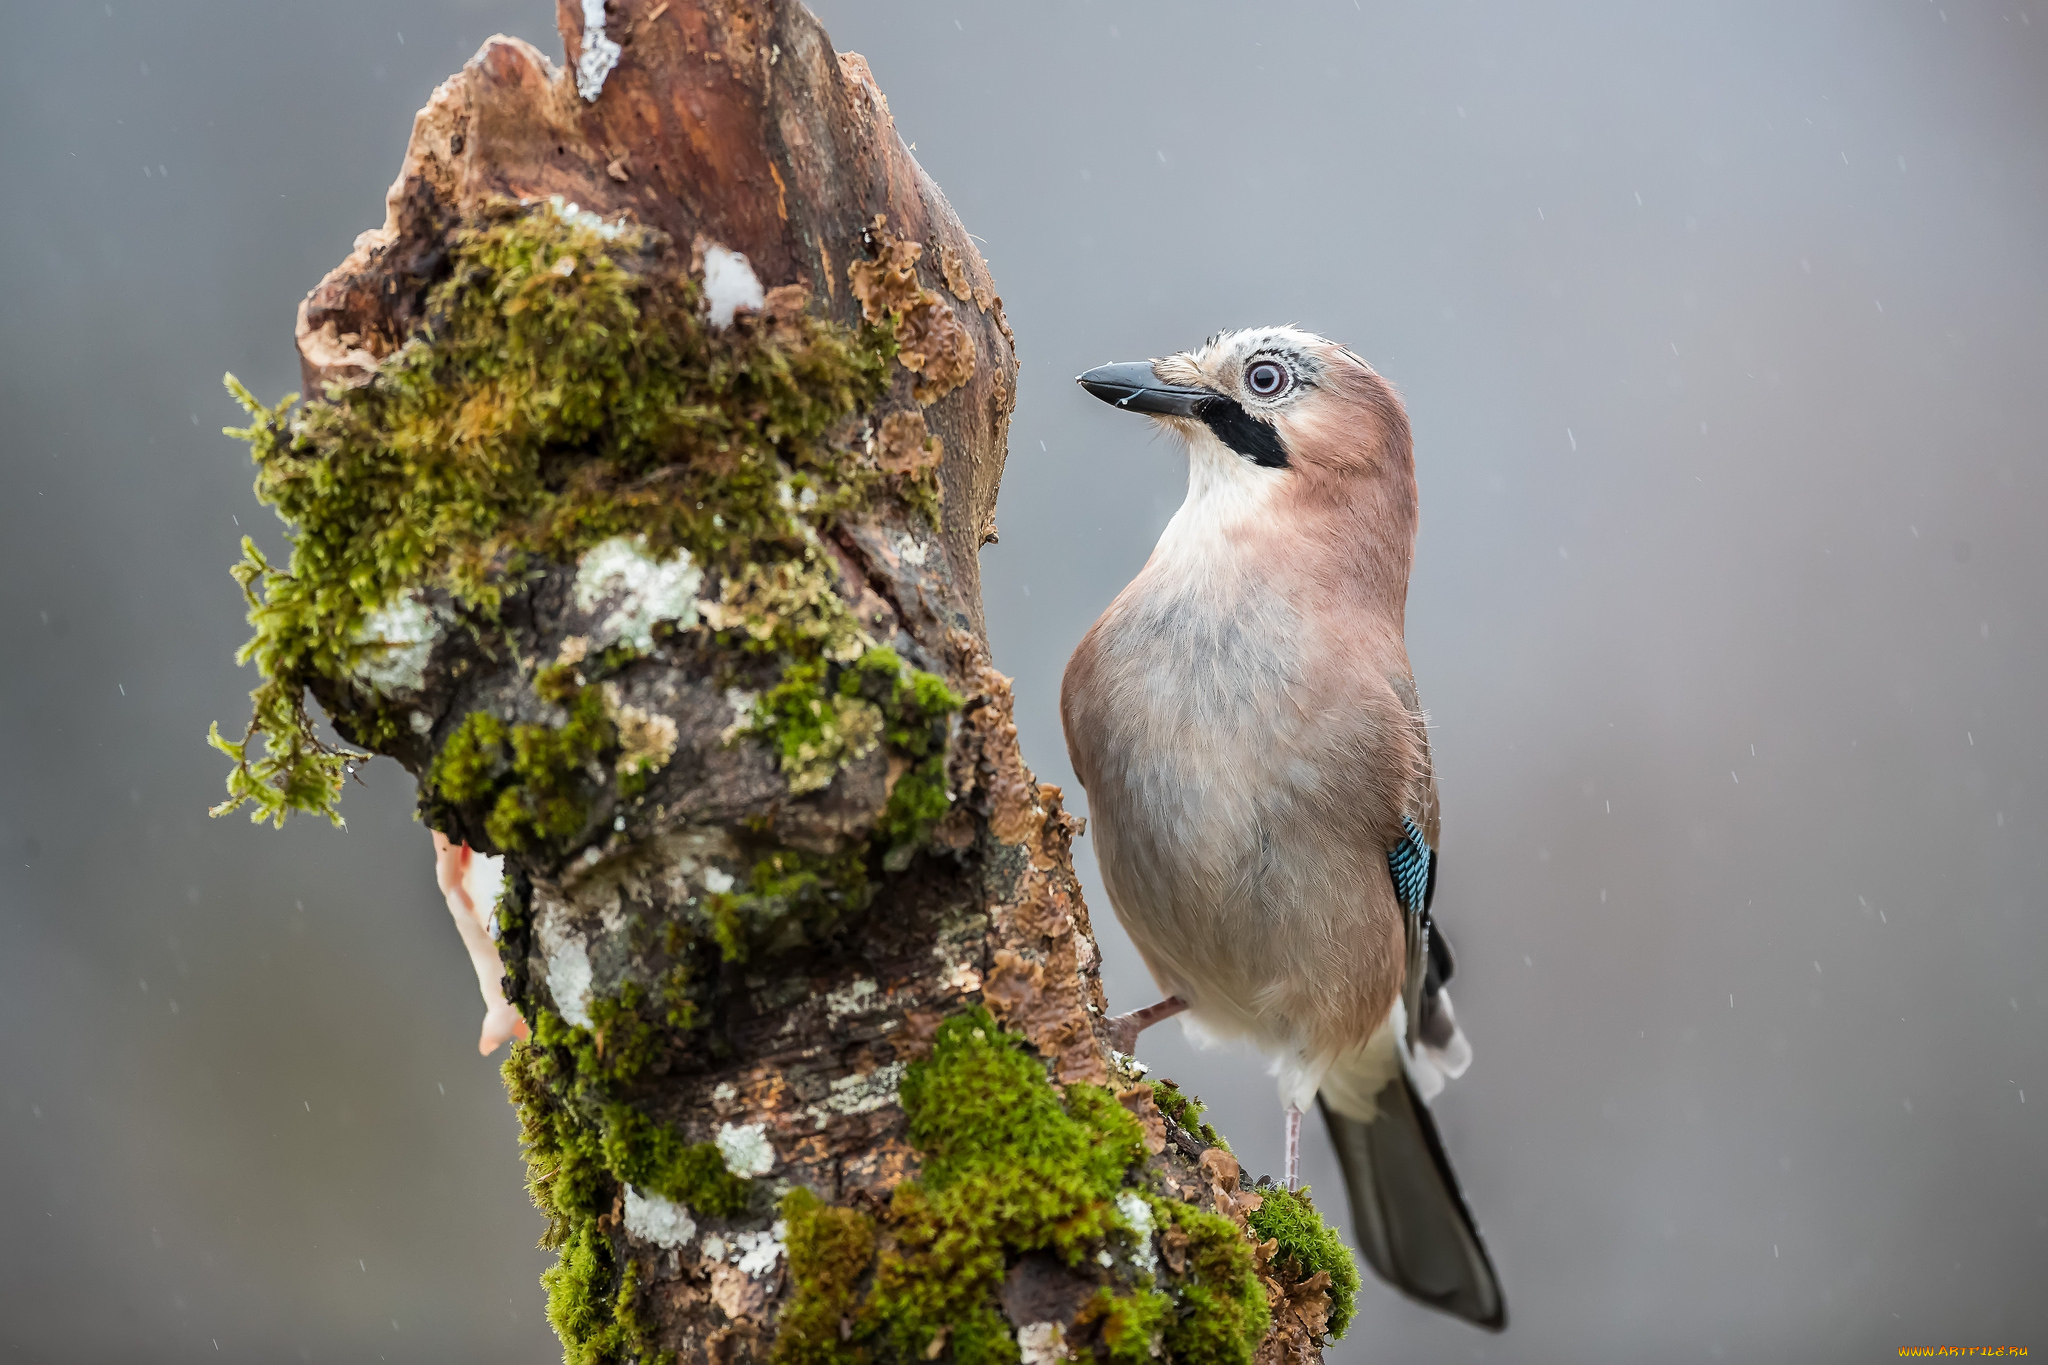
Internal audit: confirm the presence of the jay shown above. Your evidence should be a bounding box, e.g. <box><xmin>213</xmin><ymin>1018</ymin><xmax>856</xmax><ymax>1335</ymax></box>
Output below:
<box><xmin>1062</xmin><ymin>327</ymin><xmax>1505</xmax><ymax>1330</ymax></box>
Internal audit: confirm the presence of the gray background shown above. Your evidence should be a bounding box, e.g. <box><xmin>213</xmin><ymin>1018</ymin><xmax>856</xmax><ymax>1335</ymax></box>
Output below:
<box><xmin>2</xmin><ymin>0</ymin><xmax>2043</xmax><ymax>1360</ymax></box>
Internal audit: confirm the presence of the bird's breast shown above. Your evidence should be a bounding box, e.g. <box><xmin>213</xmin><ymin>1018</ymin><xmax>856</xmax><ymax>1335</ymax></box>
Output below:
<box><xmin>1071</xmin><ymin>573</ymin><xmax>1304</xmax><ymax>802</ymax></box>
<box><xmin>1066</xmin><ymin>568</ymin><xmax>1394</xmax><ymax>910</ymax></box>
<box><xmin>1062</xmin><ymin>565</ymin><xmax>1411</xmax><ymax>1058</ymax></box>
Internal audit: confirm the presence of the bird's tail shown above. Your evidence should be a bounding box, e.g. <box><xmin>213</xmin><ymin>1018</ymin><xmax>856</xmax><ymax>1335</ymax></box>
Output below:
<box><xmin>1318</xmin><ymin>1038</ymin><xmax>1506</xmax><ymax>1331</ymax></box>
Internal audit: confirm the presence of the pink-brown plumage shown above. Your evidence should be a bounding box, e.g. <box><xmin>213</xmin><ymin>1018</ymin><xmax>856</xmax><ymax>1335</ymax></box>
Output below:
<box><xmin>1064</xmin><ymin>330</ymin><xmax>1434</xmax><ymax>1092</ymax></box>
<box><xmin>1065</xmin><ymin>327</ymin><xmax>1503</xmax><ymax>1329</ymax></box>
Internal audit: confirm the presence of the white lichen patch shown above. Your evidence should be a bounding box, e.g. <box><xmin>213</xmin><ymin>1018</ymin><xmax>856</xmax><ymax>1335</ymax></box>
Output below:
<box><xmin>719</xmin><ymin>687</ymin><xmax>759</xmax><ymax>745</ymax></box>
<box><xmin>715</xmin><ymin>1122</ymin><xmax>776</xmax><ymax>1178</ymax></box>
<box><xmin>1017</xmin><ymin>1322</ymin><xmax>1071</xmax><ymax>1365</ymax></box>
<box><xmin>814</xmin><ymin>1061</ymin><xmax>907</xmax><ymax>1125</ymax></box>
<box><xmin>351</xmin><ymin>594</ymin><xmax>437</xmax><ymax>694</ymax></box>
<box><xmin>893</xmin><ymin>530</ymin><xmax>930</xmax><ymax>568</ymax></box>
<box><xmin>824</xmin><ymin>978</ymin><xmax>878</xmax><ymax>1023</ymax></box>
<box><xmin>1117</xmin><ymin>1191</ymin><xmax>1158</xmax><ymax>1275</ymax></box>
<box><xmin>573</xmin><ymin>0</ymin><xmax>621</xmax><ymax>101</ymax></box>
<box><xmin>573</xmin><ymin>535</ymin><xmax>702</xmax><ymax>651</ymax></box>
<box><xmin>699</xmin><ymin>1233</ymin><xmax>729</xmax><ymax>1263</ymax></box>
<box><xmin>597</xmin><ymin>827</ymin><xmax>739</xmax><ymax>905</ymax></box>
<box><xmin>547</xmin><ymin>194</ymin><xmax>626</xmax><ymax>241</ymax></box>
<box><xmin>595</xmin><ymin>887</ymin><xmax>631</xmax><ymax>937</ymax></box>
<box><xmin>623</xmin><ymin>1186</ymin><xmax>697</xmax><ymax>1248</ymax></box>
<box><xmin>732</xmin><ymin>1222</ymin><xmax>787</xmax><ymax>1277</ymax></box>
<box><xmin>702</xmin><ymin>866</ymin><xmax>736</xmax><ymax>895</ymax></box>
<box><xmin>702</xmin><ymin>244</ymin><xmax>766</xmax><ymax>328</ymax></box>
<box><xmin>535</xmin><ymin>905</ymin><xmax>595</xmax><ymax>1029</ymax></box>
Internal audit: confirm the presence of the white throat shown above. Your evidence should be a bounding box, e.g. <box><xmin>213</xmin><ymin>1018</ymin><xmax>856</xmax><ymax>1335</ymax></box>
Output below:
<box><xmin>1148</xmin><ymin>425</ymin><xmax>1286</xmax><ymax>571</ymax></box>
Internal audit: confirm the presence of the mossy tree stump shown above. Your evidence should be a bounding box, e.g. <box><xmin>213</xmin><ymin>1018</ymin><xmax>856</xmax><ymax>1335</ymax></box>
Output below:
<box><xmin>213</xmin><ymin>2</ymin><xmax>1349</xmax><ymax>1361</ymax></box>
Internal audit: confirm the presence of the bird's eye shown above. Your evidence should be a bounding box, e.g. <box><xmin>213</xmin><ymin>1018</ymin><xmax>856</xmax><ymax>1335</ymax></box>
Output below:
<box><xmin>1245</xmin><ymin>359</ymin><xmax>1289</xmax><ymax>398</ymax></box>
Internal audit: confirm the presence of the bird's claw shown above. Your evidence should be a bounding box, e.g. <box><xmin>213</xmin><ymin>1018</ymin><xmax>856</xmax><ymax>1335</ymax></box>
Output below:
<box><xmin>479</xmin><ymin>1001</ymin><xmax>530</xmax><ymax>1056</ymax></box>
<box><xmin>1102</xmin><ymin>996</ymin><xmax>1188</xmax><ymax>1058</ymax></box>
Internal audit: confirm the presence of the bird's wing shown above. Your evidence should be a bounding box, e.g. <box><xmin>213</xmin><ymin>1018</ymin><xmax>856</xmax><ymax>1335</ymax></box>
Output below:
<box><xmin>1387</xmin><ymin>684</ymin><xmax>1469</xmax><ymax>1076</ymax></box>
<box><xmin>1389</xmin><ymin>815</ymin><xmax>1434</xmax><ymax>1050</ymax></box>
<box><xmin>1333</xmin><ymin>702</ymin><xmax>1501</xmax><ymax>1330</ymax></box>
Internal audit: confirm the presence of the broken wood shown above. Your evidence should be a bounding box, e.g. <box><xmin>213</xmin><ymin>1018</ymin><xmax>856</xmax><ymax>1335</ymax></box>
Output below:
<box><xmin>224</xmin><ymin>1</ymin><xmax>1340</xmax><ymax>1359</ymax></box>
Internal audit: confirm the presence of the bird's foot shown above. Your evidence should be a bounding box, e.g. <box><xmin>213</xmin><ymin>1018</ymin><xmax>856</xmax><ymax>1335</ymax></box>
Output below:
<box><xmin>479</xmin><ymin>1001</ymin><xmax>530</xmax><ymax>1056</ymax></box>
<box><xmin>434</xmin><ymin>832</ymin><xmax>530</xmax><ymax>1055</ymax></box>
<box><xmin>1283</xmin><ymin>1103</ymin><xmax>1303</xmax><ymax>1191</ymax></box>
<box><xmin>1103</xmin><ymin>996</ymin><xmax>1188</xmax><ymax>1056</ymax></box>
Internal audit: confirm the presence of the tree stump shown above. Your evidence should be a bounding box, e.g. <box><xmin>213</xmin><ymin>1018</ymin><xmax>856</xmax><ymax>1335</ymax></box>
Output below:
<box><xmin>213</xmin><ymin>2</ymin><xmax>1343</xmax><ymax>1360</ymax></box>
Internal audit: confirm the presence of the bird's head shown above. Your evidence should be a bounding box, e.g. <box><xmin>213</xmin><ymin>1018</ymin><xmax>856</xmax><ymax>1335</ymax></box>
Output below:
<box><xmin>1079</xmin><ymin>324</ymin><xmax>1411</xmax><ymax>485</ymax></box>
<box><xmin>1077</xmin><ymin>327</ymin><xmax>1417</xmax><ymax>584</ymax></box>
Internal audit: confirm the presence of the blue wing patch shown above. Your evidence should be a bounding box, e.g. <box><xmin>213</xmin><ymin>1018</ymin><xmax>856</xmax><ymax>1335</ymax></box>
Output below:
<box><xmin>1388</xmin><ymin>816</ymin><xmax>1435</xmax><ymax>918</ymax></box>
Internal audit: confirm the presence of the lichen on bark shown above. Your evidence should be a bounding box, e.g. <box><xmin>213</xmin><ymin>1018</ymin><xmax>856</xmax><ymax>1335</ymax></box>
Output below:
<box><xmin>205</xmin><ymin>4</ymin><xmax>1354</xmax><ymax>1362</ymax></box>
<box><xmin>773</xmin><ymin>1007</ymin><xmax>1273</xmax><ymax>1365</ymax></box>
<box><xmin>212</xmin><ymin>195</ymin><xmax>908</xmax><ymax>828</ymax></box>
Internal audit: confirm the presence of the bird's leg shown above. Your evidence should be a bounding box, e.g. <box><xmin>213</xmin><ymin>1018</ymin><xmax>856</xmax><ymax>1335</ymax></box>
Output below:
<box><xmin>1103</xmin><ymin>995</ymin><xmax>1188</xmax><ymax>1055</ymax></box>
<box><xmin>433</xmin><ymin>832</ymin><xmax>529</xmax><ymax>1055</ymax></box>
<box><xmin>1284</xmin><ymin>1103</ymin><xmax>1304</xmax><ymax>1191</ymax></box>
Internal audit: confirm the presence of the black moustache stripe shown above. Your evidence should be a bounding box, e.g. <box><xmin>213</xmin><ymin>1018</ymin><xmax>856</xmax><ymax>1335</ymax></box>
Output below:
<box><xmin>1196</xmin><ymin>396</ymin><xmax>1290</xmax><ymax>468</ymax></box>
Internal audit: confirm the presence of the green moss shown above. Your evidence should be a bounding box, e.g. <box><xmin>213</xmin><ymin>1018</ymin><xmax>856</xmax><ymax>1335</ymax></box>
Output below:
<box><xmin>744</xmin><ymin>646</ymin><xmax>961</xmax><ymax>821</ymax></box>
<box><xmin>427</xmin><ymin>644</ymin><xmax>667</xmax><ymax>852</ymax></box>
<box><xmin>543</xmin><ymin>1223</ymin><xmax>629</xmax><ymax>1364</ymax></box>
<box><xmin>1159</xmin><ymin>1203</ymin><xmax>1271</xmax><ymax>1365</ymax></box>
<box><xmin>773</xmin><ymin>1009</ymin><xmax>1271</xmax><ymax>1365</ymax></box>
<box><xmin>534</xmin><ymin>661</ymin><xmax>585</xmax><ymax>704</ymax></box>
<box><xmin>218</xmin><ymin>198</ymin><xmax>986</xmax><ymax>1363</ymax></box>
<box><xmin>427</xmin><ymin>683</ymin><xmax>619</xmax><ymax>854</ymax></box>
<box><xmin>583</xmin><ymin>985</ymin><xmax>665</xmax><ymax>1091</ymax></box>
<box><xmin>496</xmin><ymin>684</ymin><xmax>616</xmax><ymax>851</ymax></box>
<box><xmin>702</xmin><ymin>846</ymin><xmax>872</xmax><ymax>966</ymax></box>
<box><xmin>863</xmin><ymin>649</ymin><xmax>964</xmax><ymax>861</ymax></box>
<box><xmin>214</xmin><ymin>198</ymin><xmax>893</xmax><ymax>825</ymax></box>
<box><xmin>875</xmin><ymin>767</ymin><xmax>951</xmax><ymax>866</ymax></box>
<box><xmin>897</xmin><ymin>469</ymin><xmax>943</xmax><ymax>531</ymax></box>
<box><xmin>523</xmin><ymin>988</ymin><xmax>656</xmax><ymax>1104</ymax></box>
<box><xmin>1076</xmin><ymin>1286</ymin><xmax>1173</xmax><ymax>1365</ymax></box>
<box><xmin>1246</xmin><ymin>1184</ymin><xmax>1360</xmax><ymax>1339</ymax></box>
<box><xmin>507</xmin><ymin>999</ymin><xmax>753</xmax><ymax>1362</ymax></box>
<box><xmin>776</xmin><ymin>1188</ymin><xmax>878</xmax><ymax>1365</ymax></box>
<box><xmin>539</xmin><ymin>1225</ymin><xmax>669</xmax><ymax>1365</ymax></box>
<box><xmin>430</xmin><ymin>710</ymin><xmax>511</xmax><ymax>804</ymax></box>
<box><xmin>704</xmin><ymin>554</ymin><xmax>872</xmax><ymax>662</ymax></box>
<box><xmin>1152</xmin><ymin>1079</ymin><xmax>1228</xmax><ymax>1152</ymax></box>
<box><xmin>657</xmin><ymin>963</ymin><xmax>698</xmax><ymax>1031</ymax></box>
<box><xmin>510</xmin><ymin>998</ymin><xmax>753</xmax><ymax>1218</ymax></box>
<box><xmin>750</xmin><ymin>659</ymin><xmax>884</xmax><ymax>795</ymax></box>
<box><xmin>504</xmin><ymin>1018</ymin><xmax>615</xmax><ymax>1262</ymax></box>
<box><xmin>600</xmin><ymin>1104</ymin><xmax>752</xmax><ymax>1218</ymax></box>
<box><xmin>742</xmin><ymin>645</ymin><xmax>962</xmax><ymax>866</ymax></box>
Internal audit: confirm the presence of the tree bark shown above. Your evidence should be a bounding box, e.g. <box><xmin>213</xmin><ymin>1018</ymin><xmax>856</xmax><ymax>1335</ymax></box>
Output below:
<box><xmin>268</xmin><ymin>3</ymin><xmax>1337</xmax><ymax>1361</ymax></box>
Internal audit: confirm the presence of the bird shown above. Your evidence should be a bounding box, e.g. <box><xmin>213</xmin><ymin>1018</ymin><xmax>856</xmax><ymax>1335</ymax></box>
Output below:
<box><xmin>1060</xmin><ymin>326</ymin><xmax>1505</xmax><ymax>1331</ymax></box>
<box><xmin>432</xmin><ymin>833</ymin><xmax>529</xmax><ymax>1055</ymax></box>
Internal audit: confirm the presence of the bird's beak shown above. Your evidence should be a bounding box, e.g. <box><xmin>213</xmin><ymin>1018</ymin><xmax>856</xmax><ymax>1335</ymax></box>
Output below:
<box><xmin>1076</xmin><ymin>361</ymin><xmax>1212</xmax><ymax>417</ymax></box>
